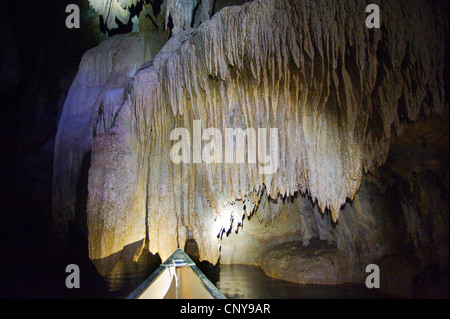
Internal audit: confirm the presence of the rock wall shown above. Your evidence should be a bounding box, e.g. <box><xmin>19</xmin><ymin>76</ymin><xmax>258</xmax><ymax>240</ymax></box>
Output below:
<box><xmin>221</xmin><ymin>172</ymin><xmax>397</xmax><ymax>284</ymax></box>
<box><xmin>53</xmin><ymin>0</ymin><xmax>448</xmax><ymax>277</ymax></box>
<box><xmin>52</xmin><ymin>32</ymin><xmax>165</xmax><ymax>239</ymax></box>
<box><xmin>222</xmin><ymin>109</ymin><xmax>448</xmax><ymax>297</ymax></box>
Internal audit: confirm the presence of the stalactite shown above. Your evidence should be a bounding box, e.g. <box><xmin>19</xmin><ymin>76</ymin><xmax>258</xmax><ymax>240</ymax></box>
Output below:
<box><xmin>58</xmin><ymin>0</ymin><xmax>447</xmax><ymax>274</ymax></box>
<box><xmin>88</xmin><ymin>0</ymin><xmax>140</xmax><ymax>29</ymax></box>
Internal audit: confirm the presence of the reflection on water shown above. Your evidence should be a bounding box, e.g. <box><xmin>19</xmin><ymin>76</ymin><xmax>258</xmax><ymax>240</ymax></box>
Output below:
<box><xmin>103</xmin><ymin>252</ymin><xmax>161</xmax><ymax>298</ymax></box>
<box><xmin>1</xmin><ymin>250</ymin><xmax>394</xmax><ymax>299</ymax></box>
<box><xmin>106</xmin><ymin>262</ymin><xmax>156</xmax><ymax>296</ymax></box>
<box><xmin>215</xmin><ymin>265</ymin><xmax>393</xmax><ymax>299</ymax></box>
<box><xmin>0</xmin><ymin>225</ymin><xmax>393</xmax><ymax>299</ymax></box>
<box><xmin>0</xmin><ymin>213</ymin><xmax>395</xmax><ymax>299</ymax></box>
<box><xmin>105</xmin><ymin>258</ymin><xmax>393</xmax><ymax>299</ymax></box>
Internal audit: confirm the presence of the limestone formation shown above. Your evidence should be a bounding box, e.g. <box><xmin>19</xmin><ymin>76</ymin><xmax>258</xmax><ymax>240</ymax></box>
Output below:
<box><xmin>221</xmin><ymin>173</ymin><xmax>397</xmax><ymax>284</ymax></box>
<box><xmin>51</xmin><ymin>32</ymin><xmax>165</xmax><ymax>239</ymax></box>
<box><xmin>165</xmin><ymin>0</ymin><xmax>199</xmax><ymax>35</ymax></box>
<box><xmin>261</xmin><ymin>240</ymin><xmax>351</xmax><ymax>285</ymax></box>
<box><xmin>88</xmin><ymin>0</ymin><xmax>140</xmax><ymax>29</ymax></box>
<box><xmin>89</xmin><ymin>0</ymin><xmax>217</xmax><ymax>33</ymax></box>
<box><xmin>53</xmin><ymin>0</ymin><xmax>447</xmax><ymax>276</ymax></box>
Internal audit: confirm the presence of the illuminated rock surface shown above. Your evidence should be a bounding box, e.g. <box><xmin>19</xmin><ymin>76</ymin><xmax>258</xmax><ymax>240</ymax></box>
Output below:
<box><xmin>261</xmin><ymin>240</ymin><xmax>351</xmax><ymax>285</ymax></box>
<box><xmin>52</xmin><ymin>32</ymin><xmax>165</xmax><ymax>242</ymax></box>
<box><xmin>52</xmin><ymin>0</ymin><xmax>448</xmax><ymax>291</ymax></box>
<box><xmin>88</xmin><ymin>0</ymin><xmax>140</xmax><ymax>30</ymax></box>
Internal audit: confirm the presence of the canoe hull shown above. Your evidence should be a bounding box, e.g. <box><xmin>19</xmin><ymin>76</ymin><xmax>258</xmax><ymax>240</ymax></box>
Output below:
<box><xmin>126</xmin><ymin>249</ymin><xmax>226</xmax><ymax>299</ymax></box>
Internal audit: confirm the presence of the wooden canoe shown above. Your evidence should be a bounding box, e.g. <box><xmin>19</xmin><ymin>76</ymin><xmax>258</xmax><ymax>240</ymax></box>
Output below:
<box><xmin>126</xmin><ymin>248</ymin><xmax>226</xmax><ymax>299</ymax></box>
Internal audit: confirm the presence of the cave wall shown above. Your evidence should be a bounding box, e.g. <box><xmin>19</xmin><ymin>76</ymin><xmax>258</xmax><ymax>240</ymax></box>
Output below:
<box><xmin>0</xmin><ymin>1</ymin><xmax>111</xmax><ymax>297</ymax></box>
<box><xmin>52</xmin><ymin>31</ymin><xmax>165</xmax><ymax>239</ymax></box>
<box><xmin>220</xmin><ymin>175</ymin><xmax>397</xmax><ymax>270</ymax></box>
<box><xmin>1</xmin><ymin>0</ymin><xmax>104</xmax><ymax>242</ymax></box>
<box><xmin>222</xmin><ymin>108</ymin><xmax>448</xmax><ymax>297</ymax></box>
<box><xmin>52</xmin><ymin>0</ymin><xmax>448</xmax><ymax>280</ymax></box>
